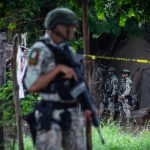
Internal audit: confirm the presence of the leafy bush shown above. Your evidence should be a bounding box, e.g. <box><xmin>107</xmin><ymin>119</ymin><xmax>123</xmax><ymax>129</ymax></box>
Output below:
<box><xmin>0</xmin><ymin>70</ymin><xmax>38</xmax><ymax>126</ymax></box>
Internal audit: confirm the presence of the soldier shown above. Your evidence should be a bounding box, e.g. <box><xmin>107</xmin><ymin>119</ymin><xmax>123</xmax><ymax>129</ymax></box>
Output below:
<box><xmin>92</xmin><ymin>66</ymin><xmax>104</xmax><ymax>117</ymax></box>
<box><xmin>24</xmin><ymin>8</ymin><xmax>91</xmax><ymax>150</ymax></box>
<box><xmin>100</xmin><ymin>67</ymin><xmax>118</xmax><ymax>119</ymax></box>
<box><xmin>118</xmin><ymin>69</ymin><xmax>132</xmax><ymax>126</ymax></box>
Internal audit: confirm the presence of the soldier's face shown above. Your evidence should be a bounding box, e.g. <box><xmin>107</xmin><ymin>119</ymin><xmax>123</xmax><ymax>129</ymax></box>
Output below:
<box><xmin>122</xmin><ymin>73</ymin><xmax>128</xmax><ymax>78</ymax></box>
<box><xmin>55</xmin><ymin>24</ymin><xmax>76</xmax><ymax>40</ymax></box>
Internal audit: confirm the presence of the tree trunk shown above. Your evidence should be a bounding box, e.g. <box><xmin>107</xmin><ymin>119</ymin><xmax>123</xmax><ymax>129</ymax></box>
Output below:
<box><xmin>82</xmin><ymin>1</ymin><xmax>92</xmax><ymax>150</ymax></box>
<box><xmin>12</xmin><ymin>34</ymin><xmax>24</xmax><ymax>150</ymax></box>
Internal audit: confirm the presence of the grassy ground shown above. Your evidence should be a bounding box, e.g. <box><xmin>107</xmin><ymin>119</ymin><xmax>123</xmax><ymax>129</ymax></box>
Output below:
<box><xmin>93</xmin><ymin>123</ymin><xmax>150</xmax><ymax>150</ymax></box>
<box><xmin>12</xmin><ymin>123</ymin><xmax>150</xmax><ymax>150</ymax></box>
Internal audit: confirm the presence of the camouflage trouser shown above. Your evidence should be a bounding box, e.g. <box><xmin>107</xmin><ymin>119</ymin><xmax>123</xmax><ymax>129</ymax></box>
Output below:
<box><xmin>108</xmin><ymin>99</ymin><xmax>115</xmax><ymax>117</ymax></box>
<box><xmin>100</xmin><ymin>99</ymin><xmax>107</xmax><ymax>115</ymax></box>
<box><xmin>119</xmin><ymin>99</ymin><xmax>131</xmax><ymax>124</ymax></box>
<box><xmin>36</xmin><ymin>108</ymin><xmax>85</xmax><ymax>150</ymax></box>
<box><xmin>100</xmin><ymin>97</ymin><xmax>115</xmax><ymax>117</ymax></box>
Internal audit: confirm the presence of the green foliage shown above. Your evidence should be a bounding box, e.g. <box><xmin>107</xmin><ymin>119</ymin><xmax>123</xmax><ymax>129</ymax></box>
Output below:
<box><xmin>93</xmin><ymin>0</ymin><xmax>150</xmax><ymax>36</ymax></box>
<box><xmin>0</xmin><ymin>1</ymin><xmax>149</xmax><ymax>31</ymax></box>
<box><xmin>8</xmin><ymin>21</ymin><xmax>17</xmax><ymax>30</ymax></box>
<box><xmin>0</xmin><ymin>70</ymin><xmax>38</xmax><ymax>126</ymax></box>
<box><xmin>0</xmin><ymin>74</ymin><xmax>15</xmax><ymax>125</ymax></box>
<box><xmin>21</xmin><ymin>93</ymin><xmax>39</xmax><ymax>116</ymax></box>
<box><xmin>69</xmin><ymin>37</ymin><xmax>84</xmax><ymax>52</ymax></box>
<box><xmin>0</xmin><ymin>1</ymin><xmax>145</xmax><ymax>43</ymax></box>
<box><xmin>22</xmin><ymin>136</ymin><xmax>34</xmax><ymax>150</ymax></box>
<box><xmin>0</xmin><ymin>0</ymin><xmax>150</xmax><ymax>48</ymax></box>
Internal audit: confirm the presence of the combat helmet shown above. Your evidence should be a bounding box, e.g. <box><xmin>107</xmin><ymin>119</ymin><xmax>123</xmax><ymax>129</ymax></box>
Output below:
<box><xmin>107</xmin><ymin>67</ymin><xmax>116</xmax><ymax>72</ymax></box>
<box><xmin>44</xmin><ymin>8</ymin><xmax>78</xmax><ymax>30</ymax></box>
<box><xmin>121</xmin><ymin>69</ymin><xmax>130</xmax><ymax>75</ymax></box>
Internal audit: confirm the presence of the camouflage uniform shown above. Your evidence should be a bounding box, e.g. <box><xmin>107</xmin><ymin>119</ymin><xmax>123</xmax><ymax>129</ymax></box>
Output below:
<box><xmin>100</xmin><ymin>68</ymin><xmax>118</xmax><ymax>118</ymax></box>
<box><xmin>118</xmin><ymin>74</ymin><xmax>132</xmax><ymax>125</ymax></box>
<box><xmin>25</xmin><ymin>35</ymin><xmax>85</xmax><ymax>150</ymax></box>
<box><xmin>92</xmin><ymin>67</ymin><xmax>103</xmax><ymax>98</ymax></box>
<box><xmin>25</xmin><ymin>8</ymin><xmax>85</xmax><ymax>150</ymax></box>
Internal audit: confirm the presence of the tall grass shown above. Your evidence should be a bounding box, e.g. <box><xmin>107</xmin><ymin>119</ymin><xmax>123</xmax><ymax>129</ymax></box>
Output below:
<box><xmin>13</xmin><ymin>123</ymin><xmax>150</xmax><ymax>150</ymax></box>
<box><xmin>93</xmin><ymin>122</ymin><xmax>150</xmax><ymax>150</ymax></box>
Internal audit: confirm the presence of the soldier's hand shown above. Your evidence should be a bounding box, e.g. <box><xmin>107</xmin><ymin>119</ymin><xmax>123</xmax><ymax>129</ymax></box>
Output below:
<box><xmin>118</xmin><ymin>96</ymin><xmax>124</xmax><ymax>102</ymax></box>
<box><xmin>58</xmin><ymin>65</ymin><xmax>78</xmax><ymax>80</ymax></box>
<box><xmin>119</xmin><ymin>96</ymin><xmax>122</xmax><ymax>99</ymax></box>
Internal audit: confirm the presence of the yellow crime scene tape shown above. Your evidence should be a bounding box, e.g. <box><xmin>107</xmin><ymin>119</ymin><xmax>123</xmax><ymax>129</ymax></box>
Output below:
<box><xmin>83</xmin><ymin>54</ymin><xmax>150</xmax><ymax>64</ymax></box>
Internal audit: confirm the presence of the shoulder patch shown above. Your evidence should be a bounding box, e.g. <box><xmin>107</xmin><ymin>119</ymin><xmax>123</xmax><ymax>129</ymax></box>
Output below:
<box><xmin>29</xmin><ymin>50</ymin><xmax>39</xmax><ymax>65</ymax></box>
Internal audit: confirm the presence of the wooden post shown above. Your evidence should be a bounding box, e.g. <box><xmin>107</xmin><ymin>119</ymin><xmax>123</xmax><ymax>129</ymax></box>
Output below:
<box><xmin>12</xmin><ymin>34</ymin><xmax>24</xmax><ymax>150</ymax></box>
<box><xmin>82</xmin><ymin>0</ymin><xmax>89</xmax><ymax>54</ymax></box>
<box><xmin>82</xmin><ymin>0</ymin><xmax>92</xmax><ymax>150</ymax></box>
<box><xmin>0</xmin><ymin>108</ymin><xmax>4</xmax><ymax>150</ymax></box>
<box><xmin>0</xmin><ymin>32</ymin><xmax>6</xmax><ymax>150</ymax></box>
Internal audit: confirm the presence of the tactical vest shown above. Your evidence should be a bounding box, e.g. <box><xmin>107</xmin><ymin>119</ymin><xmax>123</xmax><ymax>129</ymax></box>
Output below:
<box><xmin>119</xmin><ymin>78</ymin><xmax>126</xmax><ymax>94</ymax></box>
<box><xmin>39</xmin><ymin>38</ymin><xmax>83</xmax><ymax>101</ymax></box>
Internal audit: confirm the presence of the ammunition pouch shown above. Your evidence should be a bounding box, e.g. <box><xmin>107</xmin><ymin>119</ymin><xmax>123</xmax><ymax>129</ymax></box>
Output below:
<box><xmin>25</xmin><ymin>100</ymin><xmax>77</xmax><ymax>144</ymax></box>
<box><xmin>125</xmin><ymin>95</ymin><xmax>132</xmax><ymax>106</ymax></box>
<box><xmin>35</xmin><ymin>100</ymin><xmax>76</xmax><ymax>131</ymax></box>
<box><xmin>35</xmin><ymin>101</ymin><xmax>53</xmax><ymax>131</ymax></box>
<box><xmin>60</xmin><ymin>110</ymin><xmax>71</xmax><ymax>131</ymax></box>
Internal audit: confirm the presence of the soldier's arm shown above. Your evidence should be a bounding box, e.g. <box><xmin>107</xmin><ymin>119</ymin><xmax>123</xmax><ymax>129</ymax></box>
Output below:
<box><xmin>25</xmin><ymin>43</ymin><xmax>77</xmax><ymax>93</ymax></box>
<box><xmin>29</xmin><ymin>66</ymin><xmax>60</xmax><ymax>92</ymax></box>
<box><xmin>121</xmin><ymin>80</ymin><xmax>131</xmax><ymax>97</ymax></box>
<box><xmin>29</xmin><ymin>65</ymin><xmax>77</xmax><ymax>92</ymax></box>
<box><xmin>111</xmin><ymin>79</ymin><xmax>118</xmax><ymax>96</ymax></box>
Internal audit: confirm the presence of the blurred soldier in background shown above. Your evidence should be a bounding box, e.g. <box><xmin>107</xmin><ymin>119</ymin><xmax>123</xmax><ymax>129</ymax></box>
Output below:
<box><xmin>92</xmin><ymin>66</ymin><xmax>105</xmax><ymax>116</ymax></box>
<box><xmin>118</xmin><ymin>69</ymin><xmax>132</xmax><ymax>126</ymax></box>
<box><xmin>92</xmin><ymin>66</ymin><xmax>104</xmax><ymax>93</ymax></box>
<box><xmin>100</xmin><ymin>67</ymin><xmax>118</xmax><ymax>119</ymax></box>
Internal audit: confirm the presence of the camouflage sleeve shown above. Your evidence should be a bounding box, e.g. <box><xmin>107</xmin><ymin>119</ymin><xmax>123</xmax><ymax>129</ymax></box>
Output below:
<box><xmin>111</xmin><ymin>78</ymin><xmax>118</xmax><ymax>96</ymax></box>
<box><xmin>121</xmin><ymin>79</ymin><xmax>132</xmax><ymax>97</ymax></box>
<box><xmin>24</xmin><ymin>42</ymin><xmax>52</xmax><ymax>89</ymax></box>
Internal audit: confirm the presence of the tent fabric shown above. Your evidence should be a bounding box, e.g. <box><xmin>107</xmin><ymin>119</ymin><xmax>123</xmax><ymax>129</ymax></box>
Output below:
<box><xmin>138</xmin><ymin>68</ymin><xmax>150</xmax><ymax>108</ymax></box>
<box><xmin>108</xmin><ymin>33</ymin><xmax>150</xmax><ymax>109</ymax></box>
